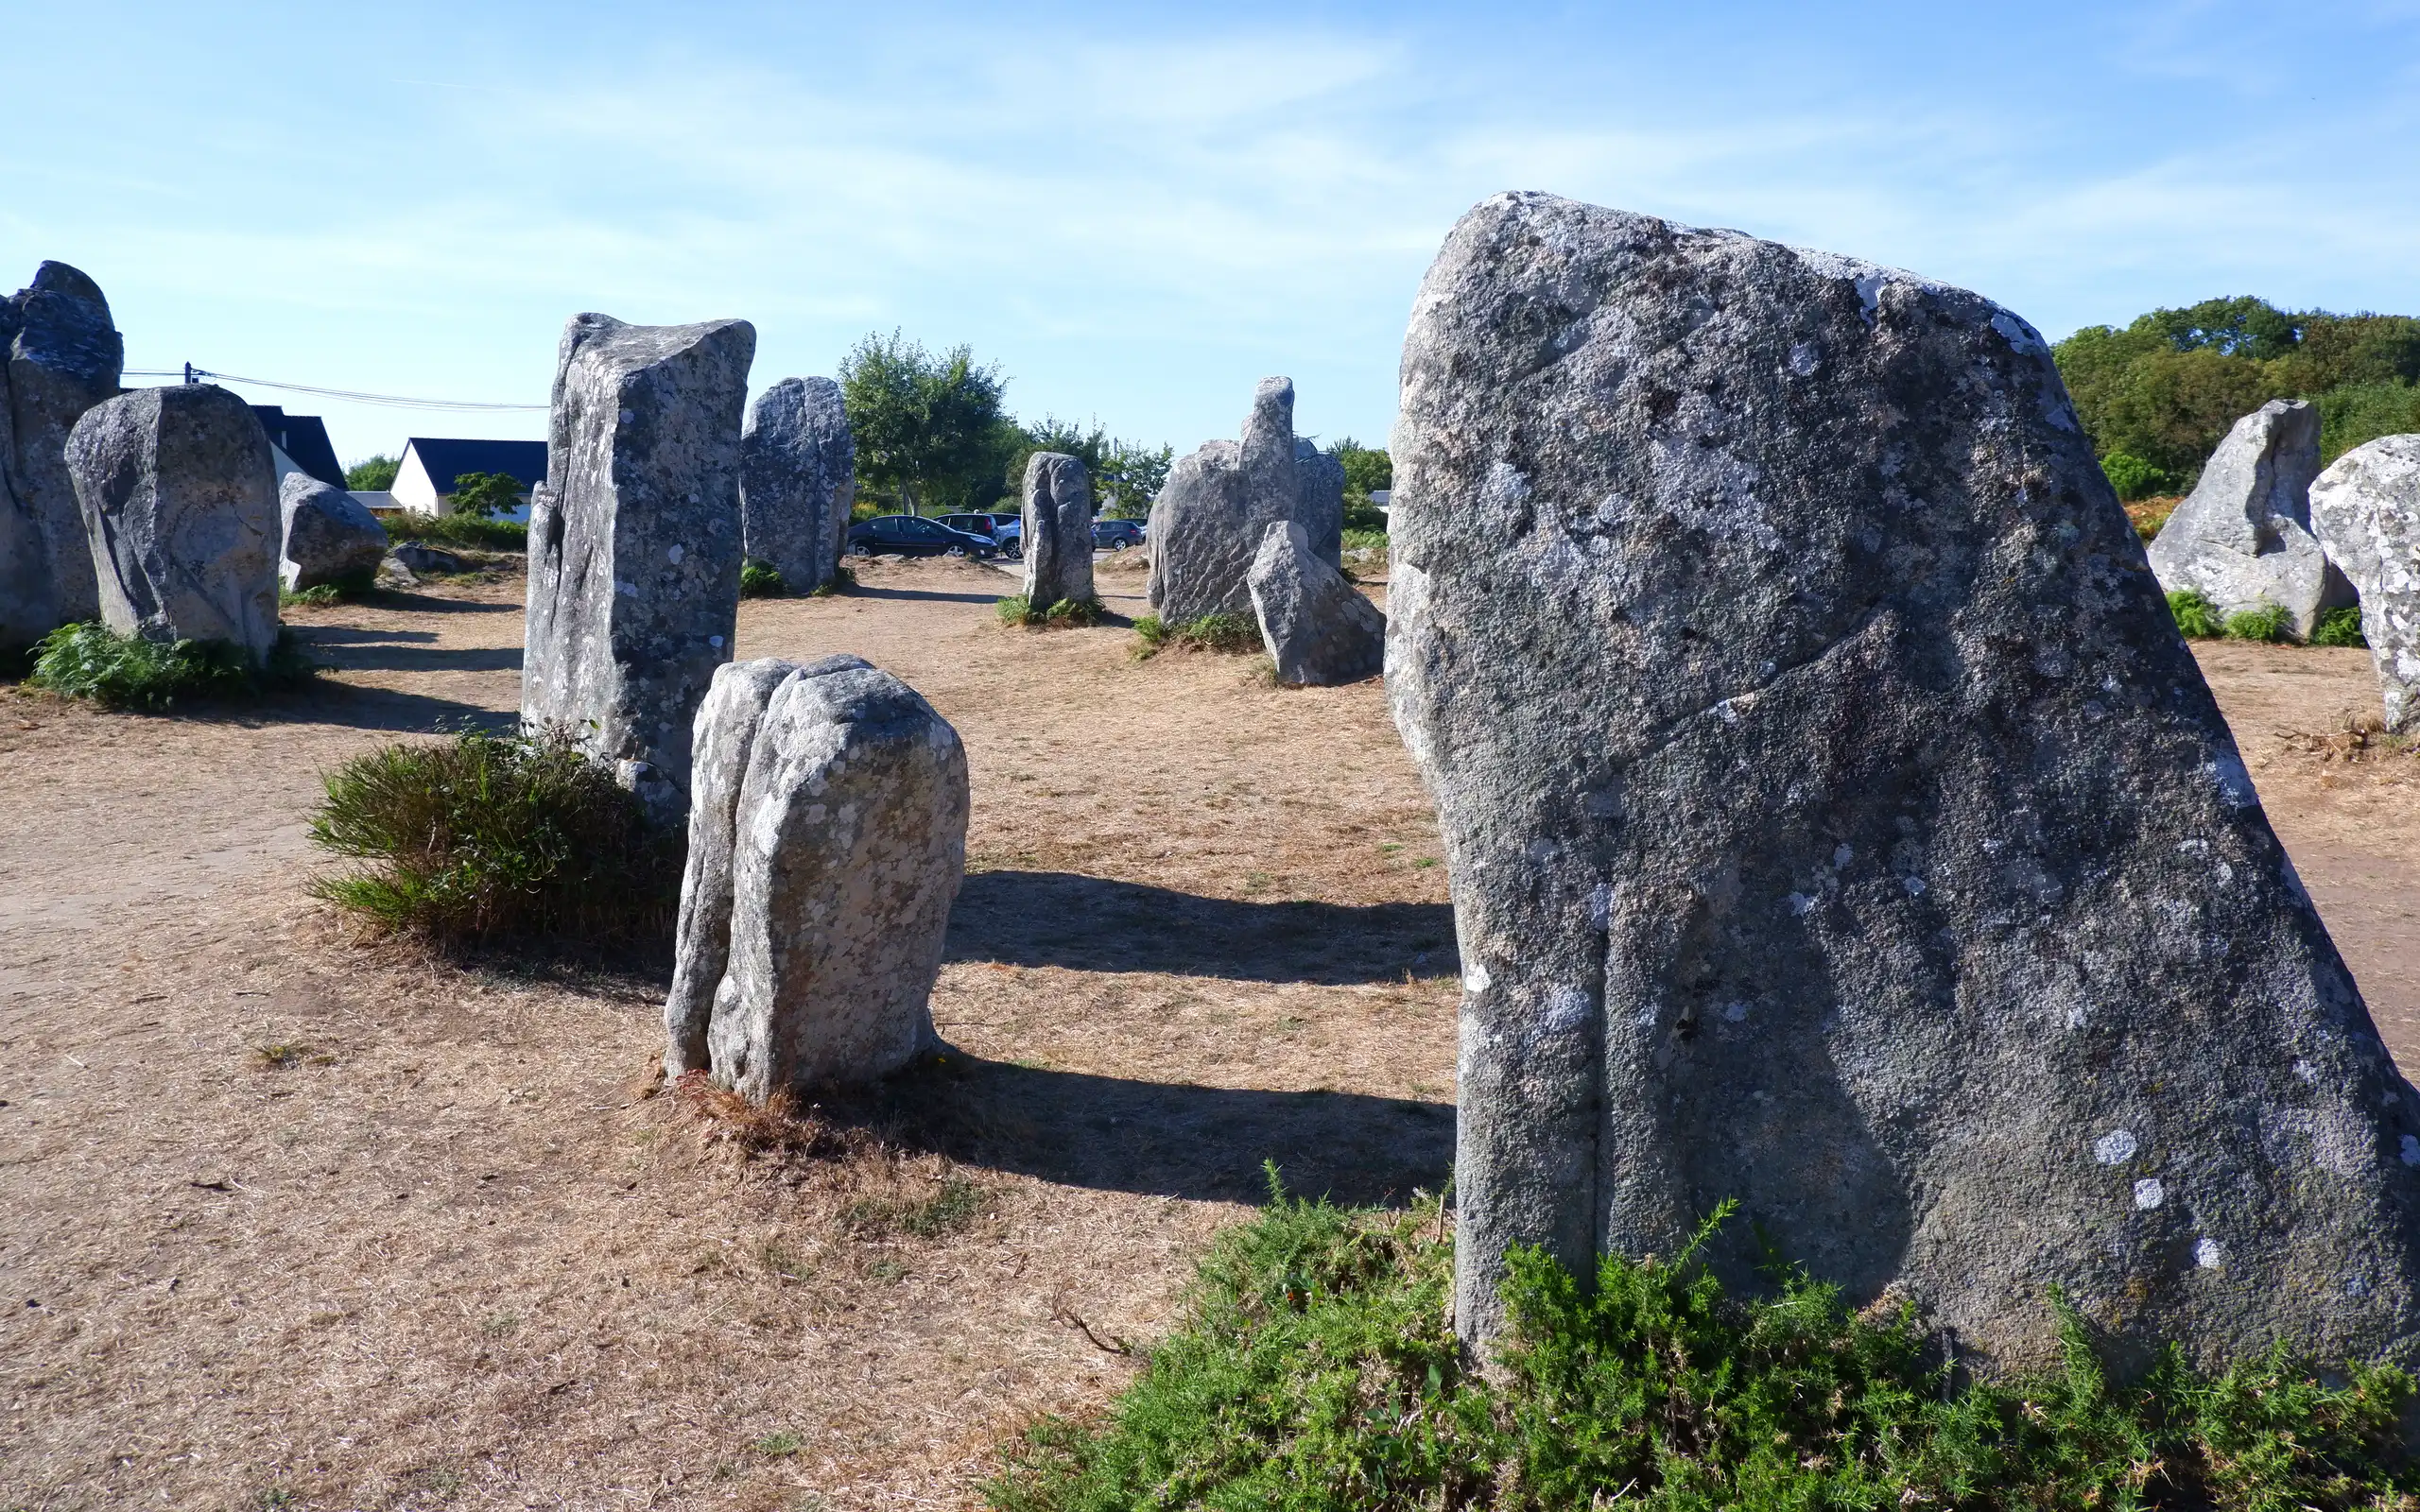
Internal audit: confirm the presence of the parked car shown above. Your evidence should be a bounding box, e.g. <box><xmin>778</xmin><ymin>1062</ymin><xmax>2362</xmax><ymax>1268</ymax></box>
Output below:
<box><xmin>1091</xmin><ymin>518</ymin><xmax>1146</xmax><ymax>551</ymax></box>
<box><xmin>939</xmin><ymin>512</ymin><xmax>1022</xmax><ymax>558</ymax></box>
<box><xmin>846</xmin><ymin>514</ymin><xmax>999</xmax><ymax>558</ymax></box>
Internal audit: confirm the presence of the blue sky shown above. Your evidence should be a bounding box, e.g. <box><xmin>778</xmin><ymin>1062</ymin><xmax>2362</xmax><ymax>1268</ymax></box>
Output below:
<box><xmin>8</xmin><ymin>1</ymin><xmax>2417</xmax><ymax>466</ymax></box>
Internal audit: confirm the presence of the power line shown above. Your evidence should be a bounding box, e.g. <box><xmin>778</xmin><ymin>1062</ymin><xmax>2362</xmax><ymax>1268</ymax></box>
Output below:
<box><xmin>121</xmin><ymin>364</ymin><xmax>545</xmax><ymax>413</ymax></box>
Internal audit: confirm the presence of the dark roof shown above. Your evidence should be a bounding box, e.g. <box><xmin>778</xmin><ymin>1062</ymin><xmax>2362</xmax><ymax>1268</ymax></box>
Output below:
<box><xmin>405</xmin><ymin>437</ymin><xmax>547</xmax><ymax>494</ymax></box>
<box><xmin>249</xmin><ymin>405</ymin><xmax>345</xmax><ymax>489</ymax></box>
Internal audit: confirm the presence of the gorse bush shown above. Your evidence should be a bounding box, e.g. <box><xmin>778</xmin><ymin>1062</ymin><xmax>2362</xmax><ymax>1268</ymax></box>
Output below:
<box><xmin>989</xmin><ymin>1179</ymin><xmax>2420</xmax><ymax>1512</ymax></box>
<box><xmin>1132</xmin><ymin>611</ymin><xmax>1259</xmax><ymax>658</ymax></box>
<box><xmin>28</xmin><ymin>622</ymin><xmax>313</xmax><ymax>710</ymax></box>
<box><xmin>2167</xmin><ymin>589</ymin><xmax>2223</xmax><ymax>639</ymax></box>
<box><xmin>307</xmin><ymin>727</ymin><xmax>679</xmax><ymax>947</ymax></box>
<box><xmin>2313</xmin><ymin>607</ymin><xmax>2370</xmax><ymax>648</ymax></box>
<box><xmin>739</xmin><ymin>558</ymin><xmax>787</xmax><ymax>597</ymax></box>
<box><xmin>2226</xmin><ymin>603</ymin><xmax>2297</xmax><ymax>644</ymax></box>
<box><xmin>997</xmin><ymin>593</ymin><xmax>1105</xmax><ymax>628</ymax></box>
<box><xmin>386</xmin><ymin>513</ymin><xmax>527</xmax><ymax>551</ymax></box>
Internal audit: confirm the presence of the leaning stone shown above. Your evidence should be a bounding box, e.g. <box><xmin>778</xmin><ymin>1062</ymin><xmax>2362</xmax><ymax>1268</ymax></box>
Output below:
<box><xmin>1147</xmin><ymin>377</ymin><xmax>1330</xmax><ymax>622</ymax></box>
<box><xmin>1020</xmin><ymin>451</ymin><xmax>1095</xmax><ymax>612</ymax></box>
<box><xmin>2309</xmin><ymin>435</ymin><xmax>2420</xmax><ymax>732</ymax></box>
<box><xmin>740</xmin><ymin>376</ymin><xmax>854</xmax><ymax>593</ymax></box>
<box><xmin>1248</xmin><ymin>522</ymin><xmax>1383</xmax><ymax>684</ymax></box>
<box><xmin>663</xmin><ymin>655</ymin><xmax>968</xmax><ymax>1098</ymax></box>
<box><xmin>64</xmin><ymin>384</ymin><xmax>279</xmax><ymax>661</ymax></box>
<box><xmin>279</xmin><ymin>473</ymin><xmax>389</xmax><ymax>591</ymax></box>
<box><xmin>1391</xmin><ymin>191</ymin><xmax>2420</xmax><ymax>1373</ymax></box>
<box><xmin>523</xmin><ymin>312</ymin><xmax>755</xmax><ymax>822</ymax></box>
<box><xmin>2149</xmin><ymin>399</ymin><xmax>2353</xmax><ymax>636</ymax></box>
<box><xmin>3</xmin><ymin>262</ymin><xmax>122</xmax><ymax>635</ymax></box>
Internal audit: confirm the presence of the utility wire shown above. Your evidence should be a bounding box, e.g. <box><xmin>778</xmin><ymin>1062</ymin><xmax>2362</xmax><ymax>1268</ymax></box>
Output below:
<box><xmin>121</xmin><ymin>365</ymin><xmax>545</xmax><ymax>412</ymax></box>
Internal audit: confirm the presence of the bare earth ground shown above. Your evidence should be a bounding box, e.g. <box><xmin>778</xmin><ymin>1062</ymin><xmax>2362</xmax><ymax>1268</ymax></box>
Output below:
<box><xmin>1</xmin><ymin>558</ymin><xmax>2415</xmax><ymax>1511</ymax></box>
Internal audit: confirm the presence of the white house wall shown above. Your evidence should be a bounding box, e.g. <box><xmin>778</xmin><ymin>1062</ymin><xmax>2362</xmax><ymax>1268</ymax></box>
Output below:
<box><xmin>391</xmin><ymin>446</ymin><xmax>443</xmax><ymax>516</ymax></box>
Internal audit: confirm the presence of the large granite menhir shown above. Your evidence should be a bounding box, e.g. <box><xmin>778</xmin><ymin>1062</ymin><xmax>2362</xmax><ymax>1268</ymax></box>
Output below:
<box><xmin>740</xmin><ymin>375</ymin><xmax>854</xmax><ymax>593</ymax></box>
<box><xmin>1020</xmin><ymin>450</ymin><xmax>1095</xmax><ymax>612</ymax></box>
<box><xmin>524</xmin><ymin>312</ymin><xmax>754</xmax><ymax>821</ymax></box>
<box><xmin>1391</xmin><ymin>192</ymin><xmax>2420</xmax><ymax>1373</ymax></box>
<box><xmin>2149</xmin><ymin>399</ymin><xmax>2353</xmax><ymax>638</ymax></box>
<box><xmin>279</xmin><ymin>472</ymin><xmax>389</xmax><ymax>591</ymax></box>
<box><xmin>65</xmin><ymin>383</ymin><xmax>280</xmax><ymax>662</ymax></box>
<box><xmin>1148</xmin><ymin>377</ymin><xmax>1340</xmax><ymax>623</ymax></box>
<box><xmin>2310</xmin><ymin>434</ymin><xmax>2420</xmax><ymax>733</ymax></box>
<box><xmin>0</xmin><ymin>261</ymin><xmax>122</xmax><ymax>647</ymax></box>
<box><xmin>1248</xmin><ymin>521</ymin><xmax>1383</xmax><ymax>685</ymax></box>
<box><xmin>665</xmin><ymin>655</ymin><xmax>968</xmax><ymax>1101</ymax></box>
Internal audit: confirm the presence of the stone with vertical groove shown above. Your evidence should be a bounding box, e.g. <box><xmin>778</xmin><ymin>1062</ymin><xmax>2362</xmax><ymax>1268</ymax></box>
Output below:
<box><xmin>2148</xmin><ymin>399</ymin><xmax>2353</xmax><ymax>637</ymax></box>
<box><xmin>1020</xmin><ymin>451</ymin><xmax>1095</xmax><ymax>612</ymax></box>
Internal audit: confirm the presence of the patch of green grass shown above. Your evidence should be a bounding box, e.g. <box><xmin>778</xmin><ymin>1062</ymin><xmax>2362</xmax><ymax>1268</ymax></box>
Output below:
<box><xmin>2167</xmin><ymin>588</ymin><xmax>2223</xmax><ymax>640</ymax></box>
<box><xmin>842</xmin><ymin>1176</ymin><xmax>990</xmax><ymax>1240</ymax></box>
<box><xmin>1132</xmin><ymin>611</ymin><xmax>1259</xmax><ymax>659</ymax></box>
<box><xmin>27</xmin><ymin>621</ymin><xmax>314</xmax><ymax>711</ymax></box>
<box><xmin>386</xmin><ymin>513</ymin><xmax>528</xmax><ymax>551</ymax></box>
<box><xmin>998</xmin><ymin>593</ymin><xmax>1107</xmax><ymax>629</ymax></box>
<box><xmin>2226</xmin><ymin>602</ymin><xmax>2298</xmax><ymax>644</ymax></box>
<box><xmin>739</xmin><ymin>558</ymin><xmax>787</xmax><ymax>598</ymax></box>
<box><xmin>306</xmin><ymin>727</ymin><xmax>680</xmax><ymax>948</ymax></box>
<box><xmin>2313</xmin><ymin>606</ymin><xmax>2370</xmax><ymax>648</ymax></box>
<box><xmin>1340</xmin><ymin>527</ymin><xmax>1390</xmax><ymax>551</ymax></box>
<box><xmin>754</xmin><ymin>1430</ymin><xmax>804</xmax><ymax>1458</ymax></box>
<box><xmin>280</xmin><ymin>567</ymin><xmax>379</xmax><ymax>609</ymax></box>
<box><xmin>987</xmin><ymin>1174</ymin><xmax>2420</xmax><ymax>1512</ymax></box>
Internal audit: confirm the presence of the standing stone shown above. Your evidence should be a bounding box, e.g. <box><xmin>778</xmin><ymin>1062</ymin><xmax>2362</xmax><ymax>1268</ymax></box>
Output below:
<box><xmin>2309</xmin><ymin>435</ymin><xmax>2420</xmax><ymax>732</ymax></box>
<box><xmin>739</xmin><ymin>376</ymin><xmax>854</xmax><ymax>593</ymax></box>
<box><xmin>1391</xmin><ymin>192</ymin><xmax>2420</xmax><ymax>1374</ymax></box>
<box><xmin>524</xmin><ymin>313</ymin><xmax>754</xmax><ymax>821</ymax></box>
<box><xmin>664</xmin><ymin>654</ymin><xmax>969</xmax><ymax>1099</ymax></box>
<box><xmin>1147</xmin><ymin>377</ymin><xmax>1337</xmax><ymax>622</ymax></box>
<box><xmin>1295</xmin><ymin>439</ymin><xmax>1346</xmax><ymax>567</ymax></box>
<box><xmin>1020</xmin><ymin>451</ymin><xmax>1095</xmax><ymax>612</ymax></box>
<box><xmin>65</xmin><ymin>384</ymin><xmax>279</xmax><ymax>661</ymax></box>
<box><xmin>1248</xmin><ymin>521</ymin><xmax>1384</xmax><ymax>685</ymax></box>
<box><xmin>2149</xmin><ymin>399</ymin><xmax>2353</xmax><ymax>637</ymax></box>
<box><xmin>278</xmin><ymin>472</ymin><xmax>389</xmax><ymax>592</ymax></box>
<box><xmin>0</xmin><ymin>262</ymin><xmax>123</xmax><ymax>644</ymax></box>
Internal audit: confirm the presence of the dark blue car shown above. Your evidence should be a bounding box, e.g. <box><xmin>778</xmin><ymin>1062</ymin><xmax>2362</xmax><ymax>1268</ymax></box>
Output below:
<box><xmin>846</xmin><ymin>514</ymin><xmax>999</xmax><ymax>558</ymax></box>
<box><xmin>1090</xmin><ymin>518</ymin><xmax>1147</xmax><ymax>551</ymax></box>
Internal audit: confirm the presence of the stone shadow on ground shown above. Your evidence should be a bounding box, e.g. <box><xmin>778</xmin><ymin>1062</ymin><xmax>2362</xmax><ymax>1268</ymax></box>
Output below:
<box><xmin>819</xmin><ymin>1053</ymin><xmax>1454</xmax><ymax>1206</ymax></box>
<box><xmin>946</xmin><ymin>869</ymin><xmax>1460</xmax><ymax>984</ymax></box>
<box><xmin>843</xmin><ymin>583</ymin><xmax>1006</xmax><ymax>606</ymax></box>
<box><xmin>226</xmin><ymin>682</ymin><xmax>518</xmax><ymax>736</ymax></box>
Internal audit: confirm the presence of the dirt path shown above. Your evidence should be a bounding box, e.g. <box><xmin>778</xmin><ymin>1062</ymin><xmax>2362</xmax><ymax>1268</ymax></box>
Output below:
<box><xmin>1</xmin><ymin>562</ymin><xmax>2413</xmax><ymax>1511</ymax></box>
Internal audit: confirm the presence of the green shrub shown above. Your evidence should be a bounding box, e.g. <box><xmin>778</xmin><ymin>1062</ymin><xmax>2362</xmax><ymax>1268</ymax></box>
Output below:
<box><xmin>997</xmin><ymin>593</ymin><xmax>1105</xmax><ymax>629</ymax></box>
<box><xmin>27</xmin><ymin>622</ymin><xmax>314</xmax><ymax>710</ymax></box>
<box><xmin>739</xmin><ymin>558</ymin><xmax>787</xmax><ymax>598</ymax></box>
<box><xmin>2226</xmin><ymin>603</ymin><xmax>2297</xmax><ymax>644</ymax></box>
<box><xmin>989</xmin><ymin>1179</ymin><xmax>2419</xmax><ymax>1512</ymax></box>
<box><xmin>2167</xmin><ymin>589</ymin><xmax>2223</xmax><ymax>639</ymax></box>
<box><xmin>386</xmin><ymin>513</ymin><xmax>527</xmax><ymax>551</ymax></box>
<box><xmin>306</xmin><ymin>728</ymin><xmax>679</xmax><ymax>947</ymax></box>
<box><xmin>2313</xmin><ymin>606</ymin><xmax>2370</xmax><ymax>648</ymax></box>
<box><xmin>2100</xmin><ymin>450</ymin><xmax>2172</xmax><ymax>501</ymax></box>
<box><xmin>280</xmin><ymin>567</ymin><xmax>378</xmax><ymax>609</ymax></box>
<box><xmin>1340</xmin><ymin>528</ymin><xmax>1390</xmax><ymax>552</ymax></box>
<box><xmin>1132</xmin><ymin>611</ymin><xmax>1258</xmax><ymax>659</ymax></box>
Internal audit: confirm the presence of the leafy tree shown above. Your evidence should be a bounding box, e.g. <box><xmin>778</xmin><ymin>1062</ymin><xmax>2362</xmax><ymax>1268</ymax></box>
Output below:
<box><xmin>838</xmin><ymin>330</ymin><xmax>1010</xmax><ymax>515</ymax></box>
<box><xmin>345</xmin><ymin>455</ymin><xmax>399</xmax><ymax>490</ymax></box>
<box><xmin>447</xmin><ymin>471</ymin><xmax>526</xmax><ymax>520</ymax></box>
<box><xmin>1097</xmin><ymin>439</ymin><xmax>1171</xmax><ymax>519</ymax></box>
<box><xmin>1326</xmin><ymin>438</ymin><xmax>1392</xmax><ymax>531</ymax></box>
<box><xmin>2099</xmin><ymin>452</ymin><xmax>2169</xmax><ymax>501</ymax></box>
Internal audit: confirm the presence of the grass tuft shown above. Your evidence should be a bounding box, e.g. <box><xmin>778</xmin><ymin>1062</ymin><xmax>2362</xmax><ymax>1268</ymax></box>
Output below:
<box><xmin>998</xmin><ymin>594</ymin><xmax>1107</xmax><ymax>629</ymax></box>
<box><xmin>386</xmin><ymin>514</ymin><xmax>527</xmax><ymax>551</ymax></box>
<box><xmin>306</xmin><ymin>727</ymin><xmax>678</xmax><ymax>947</ymax></box>
<box><xmin>812</xmin><ymin>564</ymin><xmax>856</xmax><ymax>597</ymax></box>
<box><xmin>988</xmin><ymin>1177</ymin><xmax>2420</xmax><ymax>1512</ymax></box>
<box><xmin>2313</xmin><ymin>606</ymin><xmax>2370</xmax><ymax>648</ymax></box>
<box><xmin>739</xmin><ymin>558</ymin><xmax>787</xmax><ymax>598</ymax></box>
<box><xmin>2167</xmin><ymin>589</ymin><xmax>2223</xmax><ymax>640</ymax></box>
<box><xmin>1132</xmin><ymin>611</ymin><xmax>1259</xmax><ymax>659</ymax></box>
<box><xmin>28</xmin><ymin>622</ymin><xmax>314</xmax><ymax>710</ymax></box>
<box><xmin>281</xmin><ymin>567</ymin><xmax>379</xmax><ymax>609</ymax></box>
<box><xmin>2226</xmin><ymin>602</ymin><xmax>2298</xmax><ymax>644</ymax></box>
<box><xmin>842</xmin><ymin>1175</ymin><xmax>991</xmax><ymax>1239</ymax></box>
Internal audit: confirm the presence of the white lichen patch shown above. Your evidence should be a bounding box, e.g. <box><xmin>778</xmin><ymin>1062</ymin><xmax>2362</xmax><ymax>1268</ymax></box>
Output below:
<box><xmin>2134</xmin><ymin>1177</ymin><xmax>2165</xmax><ymax>1210</ymax></box>
<box><xmin>2094</xmin><ymin>1129</ymin><xmax>2138</xmax><ymax>1165</ymax></box>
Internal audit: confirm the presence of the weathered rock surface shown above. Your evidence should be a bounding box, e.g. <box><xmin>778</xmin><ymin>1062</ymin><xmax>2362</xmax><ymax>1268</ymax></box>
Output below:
<box><xmin>2310</xmin><ymin>435</ymin><xmax>2420</xmax><ymax>732</ymax></box>
<box><xmin>385</xmin><ymin>542</ymin><xmax>465</xmax><ymax>577</ymax></box>
<box><xmin>664</xmin><ymin>654</ymin><xmax>969</xmax><ymax>1099</ymax></box>
<box><xmin>524</xmin><ymin>312</ymin><xmax>755</xmax><ymax>821</ymax></box>
<box><xmin>1147</xmin><ymin>377</ymin><xmax>1337</xmax><ymax>621</ymax></box>
<box><xmin>2150</xmin><ymin>399</ymin><xmax>2352</xmax><ymax>637</ymax></box>
<box><xmin>1020</xmin><ymin>451</ymin><xmax>1095</xmax><ymax>611</ymax></box>
<box><xmin>1390</xmin><ymin>192</ymin><xmax>2420</xmax><ymax>1373</ymax></box>
<box><xmin>0</xmin><ymin>261</ymin><xmax>122</xmax><ymax>644</ymax></box>
<box><xmin>65</xmin><ymin>384</ymin><xmax>279</xmax><ymax>660</ymax></box>
<box><xmin>739</xmin><ymin>375</ymin><xmax>854</xmax><ymax>593</ymax></box>
<box><xmin>1295</xmin><ymin>438</ymin><xmax>1346</xmax><ymax>567</ymax></box>
<box><xmin>1248</xmin><ymin>521</ymin><xmax>1384</xmax><ymax>685</ymax></box>
<box><xmin>278</xmin><ymin>472</ymin><xmax>389</xmax><ymax>591</ymax></box>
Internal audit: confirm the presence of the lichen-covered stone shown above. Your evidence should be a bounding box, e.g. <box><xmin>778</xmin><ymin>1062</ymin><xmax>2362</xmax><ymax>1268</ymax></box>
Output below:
<box><xmin>2150</xmin><ymin>400</ymin><xmax>2353</xmax><ymax>636</ymax></box>
<box><xmin>0</xmin><ymin>262</ymin><xmax>122</xmax><ymax>644</ymax></box>
<box><xmin>1248</xmin><ymin>521</ymin><xmax>1384</xmax><ymax>684</ymax></box>
<box><xmin>1147</xmin><ymin>377</ymin><xmax>1336</xmax><ymax>621</ymax></box>
<box><xmin>739</xmin><ymin>376</ymin><xmax>854</xmax><ymax>593</ymax></box>
<box><xmin>2310</xmin><ymin>435</ymin><xmax>2420</xmax><ymax>732</ymax></box>
<box><xmin>278</xmin><ymin>472</ymin><xmax>389</xmax><ymax>591</ymax></box>
<box><xmin>64</xmin><ymin>384</ymin><xmax>279</xmax><ymax>661</ymax></box>
<box><xmin>1020</xmin><ymin>451</ymin><xmax>1095</xmax><ymax>612</ymax></box>
<box><xmin>665</xmin><ymin>655</ymin><xmax>969</xmax><ymax>1098</ymax></box>
<box><xmin>1390</xmin><ymin>192</ymin><xmax>2420</xmax><ymax>1373</ymax></box>
<box><xmin>1295</xmin><ymin>438</ymin><xmax>1346</xmax><ymax>568</ymax></box>
<box><xmin>524</xmin><ymin>313</ymin><xmax>754</xmax><ymax>821</ymax></box>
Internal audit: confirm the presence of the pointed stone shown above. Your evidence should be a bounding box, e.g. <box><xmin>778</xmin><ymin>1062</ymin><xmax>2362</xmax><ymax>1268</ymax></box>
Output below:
<box><xmin>1147</xmin><ymin>377</ymin><xmax>1338</xmax><ymax>623</ymax></box>
<box><xmin>2149</xmin><ymin>399</ymin><xmax>2354</xmax><ymax>637</ymax></box>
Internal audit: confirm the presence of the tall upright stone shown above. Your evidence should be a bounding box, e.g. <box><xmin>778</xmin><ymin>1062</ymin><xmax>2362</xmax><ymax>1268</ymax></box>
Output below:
<box><xmin>739</xmin><ymin>375</ymin><xmax>854</xmax><ymax>593</ymax></box>
<box><xmin>2149</xmin><ymin>399</ymin><xmax>2352</xmax><ymax>637</ymax></box>
<box><xmin>0</xmin><ymin>262</ymin><xmax>123</xmax><ymax>644</ymax></box>
<box><xmin>1295</xmin><ymin>438</ymin><xmax>1346</xmax><ymax>567</ymax></box>
<box><xmin>64</xmin><ymin>384</ymin><xmax>279</xmax><ymax>661</ymax></box>
<box><xmin>1020</xmin><ymin>451</ymin><xmax>1095</xmax><ymax>612</ymax></box>
<box><xmin>1391</xmin><ymin>192</ymin><xmax>2420</xmax><ymax>1372</ymax></box>
<box><xmin>665</xmin><ymin>654</ymin><xmax>968</xmax><ymax>1100</ymax></box>
<box><xmin>2310</xmin><ymin>435</ymin><xmax>2420</xmax><ymax>733</ymax></box>
<box><xmin>524</xmin><ymin>313</ymin><xmax>755</xmax><ymax>820</ymax></box>
<box><xmin>1147</xmin><ymin>377</ymin><xmax>1338</xmax><ymax>622</ymax></box>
